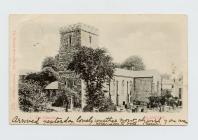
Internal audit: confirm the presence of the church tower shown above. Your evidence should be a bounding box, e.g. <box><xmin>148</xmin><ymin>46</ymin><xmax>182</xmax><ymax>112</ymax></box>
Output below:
<box><xmin>58</xmin><ymin>23</ymin><xmax>99</xmax><ymax>93</ymax></box>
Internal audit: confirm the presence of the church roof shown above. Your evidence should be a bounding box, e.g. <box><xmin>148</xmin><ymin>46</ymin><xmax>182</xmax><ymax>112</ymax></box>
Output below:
<box><xmin>114</xmin><ymin>68</ymin><xmax>160</xmax><ymax>78</ymax></box>
<box><xmin>45</xmin><ymin>81</ymin><xmax>58</xmax><ymax>90</ymax></box>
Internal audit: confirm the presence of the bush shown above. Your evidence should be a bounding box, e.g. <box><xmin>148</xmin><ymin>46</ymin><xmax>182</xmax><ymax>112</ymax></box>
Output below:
<box><xmin>18</xmin><ymin>80</ymin><xmax>46</xmax><ymax>112</ymax></box>
<box><xmin>52</xmin><ymin>95</ymin><xmax>65</xmax><ymax>107</ymax></box>
<box><xmin>83</xmin><ymin>104</ymin><xmax>94</xmax><ymax>112</ymax></box>
<box><xmin>99</xmin><ymin>100</ymin><xmax>116</xmax><ymax>112</ymax></box>
<box><xmin>148</xmin><ymin>96</ymin><xmax>161</xmax><ymax>108</ymax></box>
<box><xmin>52</xmin><ymin>92</ymin><xmax>69</xmax><ymax>107</ymax></box>
<box><xmin>83</xmin><ymin>97</ymin><xmax>116</xmax><ymax>112</ymax></box>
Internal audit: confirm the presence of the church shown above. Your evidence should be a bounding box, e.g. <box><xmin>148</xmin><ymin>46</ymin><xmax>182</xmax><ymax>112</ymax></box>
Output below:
<box><xmin>45</xmin><ymin>23</ymin><xmax>162</xmax><ymax>110</ymax></box>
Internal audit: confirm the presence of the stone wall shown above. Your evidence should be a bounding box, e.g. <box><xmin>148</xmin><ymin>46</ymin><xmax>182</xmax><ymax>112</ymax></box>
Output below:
<box><xmin>103</xmin><ymin>75</ymin><xmax>161</xmax><ymax>107</ymax></box>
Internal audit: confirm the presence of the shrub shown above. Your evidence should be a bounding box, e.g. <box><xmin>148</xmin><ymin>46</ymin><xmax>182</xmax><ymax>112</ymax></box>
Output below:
<box><xmin>18</xmin><ymin>80</ymin><xmax>46</xmax><ymax>112</ymax></box>
<box><xmin>52</xmin><ymin>95</ymin><xmax>65</xmax><ymax>107</ymax></box>
<box><xmin>83</xmin><ymin>97</ymin><xmax>116</xmax><ymax>112</ymax></box>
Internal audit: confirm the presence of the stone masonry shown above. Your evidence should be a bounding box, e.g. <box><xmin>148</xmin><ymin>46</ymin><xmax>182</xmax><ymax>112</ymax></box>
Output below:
<box><xmin>58</xmin><ymin>23</ymin><xmax>99</xmax><ymax>93</ymax></box>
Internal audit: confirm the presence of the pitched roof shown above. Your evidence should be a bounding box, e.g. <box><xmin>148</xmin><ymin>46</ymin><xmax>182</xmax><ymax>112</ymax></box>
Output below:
<box><xmin>114</xmin><ymin>68</ymin><xmax>160</xmax><ymax>78</ymax></box>
<box><xmin>45</xmin><ymin>81</ymin><xmax>58</xmax><ymax>90</ymax></box>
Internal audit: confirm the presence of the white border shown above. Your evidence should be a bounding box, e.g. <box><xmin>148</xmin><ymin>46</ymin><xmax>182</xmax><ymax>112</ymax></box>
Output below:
<box><xmin>0</xmin><ymin>0</ymin><xmax>197</xmax><ymax>140</ymax></box>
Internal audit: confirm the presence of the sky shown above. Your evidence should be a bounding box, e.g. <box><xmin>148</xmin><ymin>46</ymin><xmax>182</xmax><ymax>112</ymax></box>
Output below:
<box><xmin>12</xmin><ymin>14</ymin><xmax>187</xmax><ymax>75</ymax></box>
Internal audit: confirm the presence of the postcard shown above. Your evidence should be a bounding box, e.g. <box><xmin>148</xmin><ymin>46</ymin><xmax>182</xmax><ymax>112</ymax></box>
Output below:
<box><xmin>9</xmin><ymin>14</ymin><xmax>188</xmax><ymax>125</ymax></box>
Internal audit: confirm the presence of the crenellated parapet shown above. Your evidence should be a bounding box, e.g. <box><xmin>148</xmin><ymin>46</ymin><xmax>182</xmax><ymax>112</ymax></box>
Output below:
<box><xmin>59</xmin><ymin>23</ymin><xmax>99</xmax><ymax>36</ymax></box>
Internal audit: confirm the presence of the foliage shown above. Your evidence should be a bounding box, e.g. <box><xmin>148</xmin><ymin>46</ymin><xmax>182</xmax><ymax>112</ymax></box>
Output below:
<box><xmin>64</xmin><ymin>86</ymin><xmax>82</xmax><ymax>108</ymax></box>
<box><xmin>161</xmin><ymin>89</ymin><xmax>172</xmax><ymax>98</ymax></box>
<box><xmin>148</xmin><ymin>96</ymin><xmax>161</xmax><ymax>108</ymax></box>
<box><xmin>98</xmin><ymin>97</ymin><xmax>117</xmax><ymax>112</ymax></box>
<box><xmin>18</xmin><ymin>54</ymin><xmax>61</xmax><ymax>112</ymax></box>
<box><xmin>41</xmin><ymin>56</ymin><xmax>58</xmax><ymax>71</ymax></box>
<box><xmin>83</xmin><ymin>97</ymin><xmax>116</xmax><ymax>112</ymax></box>
<box><xmin>18</xmin><ymin>54</ymin><xmax>60</xmax><ymax>112</ymax></box>
<box><xmin>52</xmin><ymin>90</ymin><xmax>68</xmax><ymax>107</ymax></box>
<box><xmin>25</xmin><ymin>67</ymin><xmax>58</xmax><ymax>87</ymax></box>
<box><xmin>54</xmin><ymin>54</ymin><xmax>59</xmax><ymax>70</ymax></box>
<box><xmin>148</xmin><ymin>90</ymin><xmax>180</xmax><ymax>108</ymax></box>
<box><xmin>18</xmin><ymin>80</ymin><xmax>48</xmax><ymax>112</ymax></box>
<box><xmin>120</xmin><ymin>55</ymin><xmax>145</xmax><ymax>71</ymax></box>
<box><xmin>67</xmin><ymin>46</ymin><xmax>115</xmax><ymax>112</ymax></box>
<box><xmin>52</xmin><ymin>86</ymin><xmax>82</xmax><ymax>110</ymax></box>
<box><xmin>114</xmin><ymin>62</ymin><xmax>121</xmax><ymax>68</ymax></box>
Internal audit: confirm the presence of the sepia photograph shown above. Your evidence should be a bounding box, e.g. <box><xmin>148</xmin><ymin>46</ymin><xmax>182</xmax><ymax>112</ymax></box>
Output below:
<box><xmin>9</xmin><ymin>14</ymin><xmax>188</xmax><ymax>125</ymax></box>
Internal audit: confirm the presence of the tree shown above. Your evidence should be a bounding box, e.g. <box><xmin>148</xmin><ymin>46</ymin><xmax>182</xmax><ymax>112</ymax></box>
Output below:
<box><xmin>25</xmin><ymin>67</ymin><xmax>59</xmax><ymax>87</ymax></box>
<box><xmin>54</xmin><ymin>54</ymin><xmax>59</xmax><ymax>70</ymax></box>
<box><xmin>120</xmin><ymin>55</ymin><xmax>145</xmax><ymax>71</ymax></box>
<box><xmin>41</xmin><ymin>56</ymin><xmax>58</xmax><ymax>71</ymax></box>
<box><xmin>18</xmin><ymin>79</ymin><xmax>47</xmax><ymax>112</ymax></box>
<box><xmin>114</xmin><ymin>62</ymin><xmax>121</xmax><ymax>68</ymax></box>
<box><xmin>67</xmin><ymin>46</ymin><xmax>115</xmax><ymax>112</ymax></box>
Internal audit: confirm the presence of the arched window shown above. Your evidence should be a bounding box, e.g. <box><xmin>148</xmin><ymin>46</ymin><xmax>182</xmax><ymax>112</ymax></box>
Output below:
<box><xmin>122</xmin><ymin>80</ymin><xmax>125</xmax><ymax>87</ymax></box>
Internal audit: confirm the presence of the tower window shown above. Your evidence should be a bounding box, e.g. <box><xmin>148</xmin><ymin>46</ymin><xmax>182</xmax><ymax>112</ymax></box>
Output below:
<box><xmin>89</xmin><ymin>36</ymin><xmax>92</xmax><ymax>44</ymax></box>
<box><xmin>69</xmin><ymin>35</ymin><xmax>72</xmax><ymax>45</ymax></box>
